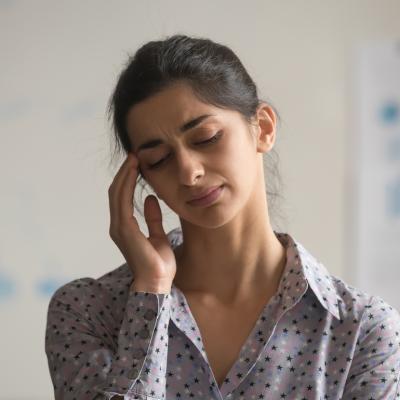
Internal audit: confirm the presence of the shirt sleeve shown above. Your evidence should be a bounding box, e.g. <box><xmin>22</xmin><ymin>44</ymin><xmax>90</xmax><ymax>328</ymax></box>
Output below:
<box><xmin>44</xmin><ymin>278</ymin><xmax>171</xmax><ymax>400</ymax></box>
<box><xmin>342</xmin><ymin>295</ymin><xmax>400</xmax><ymax>399</ymax></box>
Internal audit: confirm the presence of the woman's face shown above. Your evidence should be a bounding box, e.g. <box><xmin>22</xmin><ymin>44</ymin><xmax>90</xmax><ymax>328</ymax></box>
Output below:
<box><xmin>125</xmin><ymin>82</ymin><xmax>268</xmax><ymax>228</ymax></box>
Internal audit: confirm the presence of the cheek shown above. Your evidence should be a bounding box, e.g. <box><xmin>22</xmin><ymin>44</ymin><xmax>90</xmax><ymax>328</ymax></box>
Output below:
<box><xmin>224</xmin><ymin>135</ymin><xmax>255</xmax><ymax>174</ymax></box>
<box><xmin>137</xmin><ymin>171</ymin><xmax>161</xmax><ymax>198</ymax></box>
<box><xmin>229</xmin><ymin>144</ymin><xmax>259</xmax><ymax>194</ymax></box>
<box><xmin>146</xmin><ymin>176</ymin><xmax>175</xmax><ymax>203</ymax></box>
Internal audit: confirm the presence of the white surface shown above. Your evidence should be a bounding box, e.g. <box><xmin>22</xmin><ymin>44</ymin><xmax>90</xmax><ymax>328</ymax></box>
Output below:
<box><xmin>351</xmin><ymin>41</ymin><xmax>400</xmax><ymax>309</ymax></box>
<box><xmin>1</xmin><ymin>1</ymin><xmax>400</xmax><ymax>398</ymax></box>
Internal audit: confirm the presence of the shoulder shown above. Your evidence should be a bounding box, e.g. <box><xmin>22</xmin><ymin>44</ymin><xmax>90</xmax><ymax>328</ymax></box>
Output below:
<box><xmin>330</xmin><ymin>272</ymin><xmax>400</xmax><ymax>330</ymax></box>
<box><xmin>326</xmin><ymin>271</ymin><xmax>400</xmax><ymax>368</ymax></box>
<box><xmin>329</xmin><ymin>277</ymin><xmax>400</xmax><ymax>388</ymax></box>
<box><xmin>47</xmin><ymin>262</ymin><xmax>133</xmax><ymax>319</ymax></box>
<box><xmin>308</xmin><ymin>257</ymin><xmax>400</xmax><ymax>380</ymax></box>
<box><xmin>292</xmin><ymin>235</ymin><xmax>399</xmax><ymax>325</ymax></box>
<box><xmin>283</xmin><ymin>233</ymin><xmax>400</xmax><ymax>387</ymax></box>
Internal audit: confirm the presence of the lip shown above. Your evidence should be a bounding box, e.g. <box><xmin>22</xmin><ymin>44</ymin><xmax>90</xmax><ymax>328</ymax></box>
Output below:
<box><xmin>187</xmin><ymin>185</ymin><xmax>224</xmax><ymax>207</ymax></box>
<box><xmin>189</xmin><ymin>185</ymin><xmax>221</xmax><ymax>201</ymax></box>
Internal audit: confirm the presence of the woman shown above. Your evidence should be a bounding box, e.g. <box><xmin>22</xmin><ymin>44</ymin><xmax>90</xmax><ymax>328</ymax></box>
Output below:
<box><xmin>45</xmin><ymin>34</ymin><xmax>400</xmax><ymax>399</ymax></box>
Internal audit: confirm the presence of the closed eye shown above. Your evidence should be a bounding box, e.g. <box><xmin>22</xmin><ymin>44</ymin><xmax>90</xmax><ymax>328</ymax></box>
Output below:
<box><xmin>147</xmin><ymin>131</ymin><xmax>223</xmax><ymax>170</ymax></box>
<box><xmin>195</xmin><ymin>130</ymin><xmax>223</xmax><ymax>145</ymax></box>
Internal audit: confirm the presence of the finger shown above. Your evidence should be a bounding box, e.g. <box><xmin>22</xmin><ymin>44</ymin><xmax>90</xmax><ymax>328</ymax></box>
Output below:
<box><xmin>144</xmin><ymin>194</ymin><xmax>166</xmax><ymax>239</ymax></box>
<box><xmin>109</xmin><ymin>153</ymin><xmax>138</xmax><ymax>228</ymax></box>
<box><xmin>108</xmin><ymin>160</ymin><xmax>127</xmax><ymax>230</ymax></box>
<box><xmin>119</xmin><ymin>154</ymin><xmax>139</xmax><ymax>222</ymax></box>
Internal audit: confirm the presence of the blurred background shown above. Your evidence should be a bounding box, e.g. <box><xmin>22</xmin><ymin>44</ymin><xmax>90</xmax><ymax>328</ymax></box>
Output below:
<box><xmin>1</xmin><ymin>1</ymin><xmax>399</xmax><ymax>398</ymax></box>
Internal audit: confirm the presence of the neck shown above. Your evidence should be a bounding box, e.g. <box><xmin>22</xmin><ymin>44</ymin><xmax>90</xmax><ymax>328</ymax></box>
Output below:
<box><xmin>172</xmin><ymin>185</ymin><xmax>287</xmax><ymax>306</ymax></box>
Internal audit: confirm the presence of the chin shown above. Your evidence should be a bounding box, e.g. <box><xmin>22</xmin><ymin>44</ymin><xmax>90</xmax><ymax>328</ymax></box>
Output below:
<box><xmin>179</xmin><ymin>203</ymin><xmax>243</xmax><ymax>230</ymax></box>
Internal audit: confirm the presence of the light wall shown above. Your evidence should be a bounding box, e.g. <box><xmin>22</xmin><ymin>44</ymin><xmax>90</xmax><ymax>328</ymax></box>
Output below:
<box><xmin>1</xmin><ymin>1</ymin><xmax>399</xmax><ymax>398</ymax></box>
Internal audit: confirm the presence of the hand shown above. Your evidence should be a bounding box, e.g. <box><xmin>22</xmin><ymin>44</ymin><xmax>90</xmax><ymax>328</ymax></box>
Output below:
<box><xmin>108</xmin><ymin>153</ymin><xmax>177</xmax><ymax>293</ymax></box>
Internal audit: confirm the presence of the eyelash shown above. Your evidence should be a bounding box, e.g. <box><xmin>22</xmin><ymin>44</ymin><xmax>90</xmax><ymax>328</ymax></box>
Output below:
<box><xmin>147</xmin><ymin>131</ymin><xmax>223</xmax><ymax>170</ymax></box>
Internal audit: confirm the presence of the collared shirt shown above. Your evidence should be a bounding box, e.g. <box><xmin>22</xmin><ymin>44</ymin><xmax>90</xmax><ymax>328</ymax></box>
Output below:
<box><xmin>45</xmin><ymin>229</ymin><xmax>400</xmax><ymax>399</ymax></box>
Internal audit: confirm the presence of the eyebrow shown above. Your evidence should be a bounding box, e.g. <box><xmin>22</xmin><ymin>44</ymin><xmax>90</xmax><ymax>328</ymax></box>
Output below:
<box><xmin>135</xmin><ymin>114</ymin><xmax>215</xmax><ymax>153</ymax></box>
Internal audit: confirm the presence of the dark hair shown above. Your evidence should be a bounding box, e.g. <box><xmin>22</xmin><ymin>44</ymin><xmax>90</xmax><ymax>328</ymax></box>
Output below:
<box><xmin>107</xmin><ymin>33</ymin><xmax>286</xmax><ymax>229</ymax></box>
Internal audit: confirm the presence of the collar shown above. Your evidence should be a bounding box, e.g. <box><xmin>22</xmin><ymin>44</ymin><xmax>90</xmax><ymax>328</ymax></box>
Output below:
<box><xmin>166</xmin><ymin>228</ymin><xmax>341</xmax><ymax>321</ymax></box>
<box><xmin>274</xmin><ymin>232</ymin><xmax>341</xmax><ymax>320</ymax></box>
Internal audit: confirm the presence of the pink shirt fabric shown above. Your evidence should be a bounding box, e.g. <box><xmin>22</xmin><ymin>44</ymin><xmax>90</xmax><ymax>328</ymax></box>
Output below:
<box><xmin>45</xmin><ymin>229</ymin><xmax>400</xmax><ymax>399</ymax></box>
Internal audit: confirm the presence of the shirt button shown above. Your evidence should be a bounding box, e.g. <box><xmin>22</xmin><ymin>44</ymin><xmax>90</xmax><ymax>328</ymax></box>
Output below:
<box><xmin>138</xmin><ymin>327</ymin><xmax>150</xmax><ymax>339</ymax></box>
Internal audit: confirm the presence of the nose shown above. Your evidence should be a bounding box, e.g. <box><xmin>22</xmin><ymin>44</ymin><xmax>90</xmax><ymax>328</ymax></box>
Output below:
<box><xmin>175</xmin><ymin>147</ymin><xmax>204</xmax><ymax>186</ymax></box>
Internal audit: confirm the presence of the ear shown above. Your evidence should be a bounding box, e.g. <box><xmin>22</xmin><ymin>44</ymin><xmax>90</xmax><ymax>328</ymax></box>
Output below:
<box><xmin>251</xmin><ymin>103</ymin><xmax>277</xmax><ymax>154</ymax></box>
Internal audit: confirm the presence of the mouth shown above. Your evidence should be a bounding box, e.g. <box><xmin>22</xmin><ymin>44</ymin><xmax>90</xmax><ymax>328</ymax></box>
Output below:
<box><xmin>187</xmin><ymin>185</ymin><xmax>224</xmax><ymax>207</ymax></box>
<box><xmin>188</xmin><ymin>185</ymin><xmax>221</xmax><ymax>201</ymax></box>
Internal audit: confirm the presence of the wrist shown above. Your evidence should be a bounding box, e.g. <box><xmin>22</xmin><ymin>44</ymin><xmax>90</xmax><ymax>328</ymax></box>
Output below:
<box><xmin>130</xmin><ymin>279</ymin><xmax>172</xmax><ymax>294</ymax></box>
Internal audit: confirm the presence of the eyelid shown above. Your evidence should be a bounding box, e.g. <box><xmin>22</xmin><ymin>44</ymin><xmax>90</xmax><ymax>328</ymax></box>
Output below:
<box><xmin>147</xmin><ymin>130</ymin><xmax>223</xmax><ymax>170</ymax></box>
<box><xmin>195</xmin><ymin>130</ymin><xmax>223</xmax><ymax>144</ymax></box>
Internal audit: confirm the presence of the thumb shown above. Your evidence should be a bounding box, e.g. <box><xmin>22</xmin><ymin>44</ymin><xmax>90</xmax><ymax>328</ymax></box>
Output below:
<box><xmin>144</xmin><ymin>194</ymin><xmax>166</xmax><ymax>239</ymax></box>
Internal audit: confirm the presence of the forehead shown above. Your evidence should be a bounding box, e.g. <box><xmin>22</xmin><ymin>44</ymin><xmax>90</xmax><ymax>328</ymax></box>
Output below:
<box><xmin>125</xmin><ymin>82</ymin><xmax>224</xmax><ymax>141</ymax></box>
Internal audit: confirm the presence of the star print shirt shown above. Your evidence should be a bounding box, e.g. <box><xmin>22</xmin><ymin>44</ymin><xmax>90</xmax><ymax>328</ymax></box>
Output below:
<box><xmin>45</xmin><ymin>229</ymin><xmax>400</xmax><ymax>399</ymax></box>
